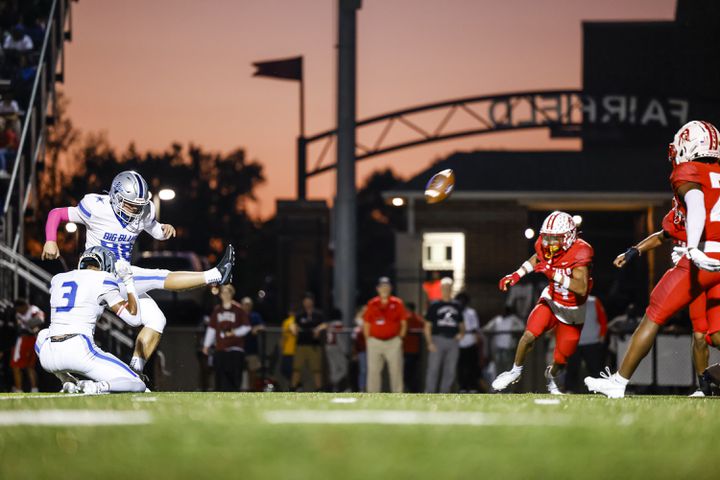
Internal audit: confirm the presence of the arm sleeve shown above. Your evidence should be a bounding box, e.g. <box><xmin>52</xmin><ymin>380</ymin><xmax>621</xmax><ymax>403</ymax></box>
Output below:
<box><xmin>232</xmin><ymin>325</ymin><xmax>252</xmax><ymax>337</ymax></box>
<box><xmin>143</xmin><ymin>202</ymin><xmax>167</xmax><ymax>240</ymax></box>
<box><xmin>45</xmin><ymin>208</ymin><xmax>70</xmax><ymax>242</ymax></box>
<box><xmin>684</xmin><ymin>189</ymin><xmax>706</xmax><ymax>249</ymax></box>
<box><xmin>203</xmin><ymin>327</ymin><xmax>216</xmax><ymax>349</ymax></box>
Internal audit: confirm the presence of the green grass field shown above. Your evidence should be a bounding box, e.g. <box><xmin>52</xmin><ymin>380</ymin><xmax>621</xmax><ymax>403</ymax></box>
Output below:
<box><xmin>0</xmin><ymin>392</ymin><xmax>717</xmax><ymax>479</ymax></box>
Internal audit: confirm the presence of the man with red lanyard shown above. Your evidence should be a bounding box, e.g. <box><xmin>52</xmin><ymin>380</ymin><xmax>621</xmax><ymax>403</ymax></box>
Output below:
<box><xmin>363</xmin><ymin>277</ymin><xmax>407</xmax><ymax>393</ymax></box>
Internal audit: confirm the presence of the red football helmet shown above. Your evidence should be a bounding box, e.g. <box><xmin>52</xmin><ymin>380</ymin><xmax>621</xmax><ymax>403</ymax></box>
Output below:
<box><xmin>668</xmin><ymin>120</ymin><xmax>720</xmax><ymax>165</ymax></box>
<box><xmin>539</xmin><ymin>211</ymin><xmax>577</xmax><ymax>259</ymax></box>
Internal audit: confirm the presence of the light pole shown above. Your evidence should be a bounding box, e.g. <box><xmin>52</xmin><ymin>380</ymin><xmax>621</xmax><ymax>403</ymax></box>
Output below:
<box><xmin>152</xmin><ymin>189</ymin><xmax>175</xmax><ymax>250</ymax></box>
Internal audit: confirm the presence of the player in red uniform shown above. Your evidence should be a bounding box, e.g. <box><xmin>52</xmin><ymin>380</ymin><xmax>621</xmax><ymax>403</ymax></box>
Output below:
<box><xmin>494</xmin><ymin>211</ymin><xmax>593</xmax><ymax>394</ymax></box>
<box><xmin>614</xmin><ymin>199</ymin><xmax>714</xmax><ymax>396</ymax></box>
<box><xmin>587</xmin><ymin>120</ymin><xmax>720</xmax><ymax>398</ymax></box>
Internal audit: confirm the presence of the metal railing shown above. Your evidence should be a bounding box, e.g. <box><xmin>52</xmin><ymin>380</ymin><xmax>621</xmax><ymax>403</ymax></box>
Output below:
<box><xmin>1</xmin><ymin>0</ymin><xmax>72</xmax><ymax>299</ymax></box>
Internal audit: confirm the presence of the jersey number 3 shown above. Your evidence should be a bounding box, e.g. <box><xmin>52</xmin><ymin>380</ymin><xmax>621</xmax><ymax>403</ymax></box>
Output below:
<box><xmin>56</xmin><ymin>281</ymin><xmax>78</xmax><ymax>312</ymax></box>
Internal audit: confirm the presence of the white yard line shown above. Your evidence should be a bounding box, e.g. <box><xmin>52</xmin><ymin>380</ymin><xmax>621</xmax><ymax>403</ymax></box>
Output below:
<box><xmin>0</xmin><ymin>410</ymin><xmax>152</xmax><ymax>426</ymax></box>
<box><xmin>264</xmin><ymin>409</ymin><xmax>634</xmax><ymax>427</ymax></box>
<box><xmin>330</xmin><ymin>397</ymin><xmax>358</xmax><ymax>404</ymax></box>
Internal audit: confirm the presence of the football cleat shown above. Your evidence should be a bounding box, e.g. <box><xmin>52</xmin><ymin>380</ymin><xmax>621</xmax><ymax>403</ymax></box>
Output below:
<box><xmin>492</xmin><ymin>369</ymin><xmax>522</xmax><ymax>392</ymax></box>
<box><xmin>77</xmin><ymin>380</ymin><xmax>109</xmax><ymax>395</ymax></box>
<box><xmin>61</xmin><ymin>382</ymin><xmax>79</xmax><ymax>394</ymax></box>
<box><xmin>215</xmin><ymin>245</ymin><xmax>235</xmax><ymax>285</ymax></box>
<box><xmin>584</xmin><ymin>368</ymin><xmax>625</xmax><ymax>398</ymax></box>
<box><xmin>545</xmin><ymin>366</ymin><xmax>564</xmax><ymax>395</ymax></box>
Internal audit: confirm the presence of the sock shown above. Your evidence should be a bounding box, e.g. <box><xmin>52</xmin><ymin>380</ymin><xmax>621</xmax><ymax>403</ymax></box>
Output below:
<box><xmin>613</xmin><ymin>373</ymin><xmax>629</xmax><ymax>386</ymax></box>
<box><xmin>130</xmin><ymin>356</ymin><xmax>146</xmax><ymax>373</ymax></box>
<box><xmin>511</xmin><ymin>363</ymin><xmax>523</xmax><ymax>374</ymax></box>
<box><xmin>204</xmin><ymin>268</ymin><xmax>221</xmax><ymax>284</ymax></box>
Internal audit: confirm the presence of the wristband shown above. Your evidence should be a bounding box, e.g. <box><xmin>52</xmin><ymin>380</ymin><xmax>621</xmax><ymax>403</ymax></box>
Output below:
<box><xmin>515</xmin><ymin>261</ymin><xmax>534</xmax><ymax>278</ymax></box>
<box><xmin>623</xmin><ymin>246</ymin><xmax>640</xmax><ymax>263</ymax></box>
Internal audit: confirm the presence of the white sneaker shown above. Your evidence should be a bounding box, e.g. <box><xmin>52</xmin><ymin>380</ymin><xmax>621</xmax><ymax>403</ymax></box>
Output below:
<box><xmin>545</xmin><ymin>366</ymin><xmax>564</xmax><ymax>395</ymax></box>
<box><xmin>492</xmin><ymin>369</ymin><xmax>522</xmax><ymax>391</ymax></box>
<box><xmin>688</xmin><ymin>389</ymin><xmax>705</xmax><ymax>398</ymax></box>
<box><xmin>61</xmin><ymin>382</ymin><xmax>79</xmax><ymax>394</ymax></box>
<box><xmin>584</xmin><ymin>368</ymin><xmax>626</xmax><ymax>398</ymax></box>
<box><xmin>77</xmin><ymin>380</ymin><xmax>109</xmax><ymax>395</ymax></box>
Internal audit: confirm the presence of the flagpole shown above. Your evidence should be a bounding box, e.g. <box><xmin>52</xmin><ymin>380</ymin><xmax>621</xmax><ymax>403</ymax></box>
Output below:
<box><xmin>298</xmin><ymin>58</ymin><xmax>307</xmax><ymax>200</ymax></box>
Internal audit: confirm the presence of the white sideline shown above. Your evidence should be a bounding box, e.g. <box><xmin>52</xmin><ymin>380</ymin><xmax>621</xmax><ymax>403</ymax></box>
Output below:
<box><xmin>0</xmin><ymin>394</ymin><xmax>83</xmax><ymax>401</ymax></box>
<box><xmin>0</xmin><ymin>410</ymin><xmax>152</xmax><ymax>426</ymax></box>
<box><xmin>264</xmin><ymin>409</ymin><xmax>634</xmax><ymax>426</ymax></box>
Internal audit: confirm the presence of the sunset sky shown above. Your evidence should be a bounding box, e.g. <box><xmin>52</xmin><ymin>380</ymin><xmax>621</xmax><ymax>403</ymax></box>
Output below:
<box><xmin>62</xmin><ymin>0</ymin><xmax>676</xmax><ymax>218</ymax></box>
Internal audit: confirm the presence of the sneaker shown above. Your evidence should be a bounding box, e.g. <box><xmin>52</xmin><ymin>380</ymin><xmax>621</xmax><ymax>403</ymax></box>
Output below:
<box><xmin>61</xmin><ymin>382</ymin><xmax>79</xmax><ymax>394</ymax></box>
<box><xmin>688</xmin><ymin>389</ymin><xmax>705</xmax><ymax>398</ymax></box>
<box><xmin>584</xmin><ymin>368</ymin><xmax>626</xmax><ymax>398</ymax></box>
<box><xmin>492</xmin><ymin>369</ymin><xmax>522</xmax><ymax>391</ymax></box>
<box><xmin>77</xmin><ymin>380</ymin><xmax>109</xmax><ymax>395</ymax></box>
<box><xmin>216</xmin><ymin>245</ymin><xmax>235</xmax><ymax>285</ymax></box>
<box><xmin>545</xmin><ymin>366</ymin><xmax>564</xmax><ymax>395</ymax></box>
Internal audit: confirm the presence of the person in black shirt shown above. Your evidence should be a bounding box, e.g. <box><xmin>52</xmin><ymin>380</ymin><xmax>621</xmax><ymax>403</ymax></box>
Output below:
<box><xmin>424</xmin><ymin>277</ymin><xmax>465</xmax><ymax>393</ymax></box>
<box><xmin>290</xmin><ymin>293</ymin><xmax>327</xmax><ymax>391</ymax></box>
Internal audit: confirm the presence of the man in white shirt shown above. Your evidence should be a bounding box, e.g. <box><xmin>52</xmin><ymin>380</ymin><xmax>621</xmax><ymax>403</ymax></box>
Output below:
<box><xmin>455</xmin><ymin>293</ymin><xmax>480</xmax><ymax>392</ymax></box>
<box><xmin>483</xmin><ymin>306</ymin><xmax>525</xmax><ymax>377</ymax></box>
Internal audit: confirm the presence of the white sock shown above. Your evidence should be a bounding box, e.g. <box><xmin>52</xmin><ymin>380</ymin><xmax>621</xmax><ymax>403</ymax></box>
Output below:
<box><xmin>130</xmin><ymin>356</ymin><xmax>146</xmax><ymax>373</ymax></box>
<box><xmin>204</xmin><ymin>268</ymin><xmax>221</xmax><ymax>284</ymax></box>
<box><xmin>511</xmin><ymin>363</ymin><xmax>523</xmax><ymax>374</ymax></box>
<box><xmin>613</xmin><ymin>373</ymin><xmax>629</xmax><ymax>386</ymax></box>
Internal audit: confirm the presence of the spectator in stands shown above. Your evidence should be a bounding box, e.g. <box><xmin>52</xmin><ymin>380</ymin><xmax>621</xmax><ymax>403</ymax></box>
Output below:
<box><xmin>3</xmin><ymin>26</ymin><xmax>32</xmax><ymax>51</ymax></box>
<box><xmin>10</xmin><ymin>298</ymin><xmax>44</xmax><ymax>392</ymax></box>
<box><xmin>455</xmin><ymin>292</ymin><xmax>481</xmax><ymax>393</ymax></box>
<box><xmin>364</xmin><ymin>277</ymin><xmax>406</xmax><ymax>393</ymax></box>
<box><xmin>202</xmin><ymin>285</ymin><xmax>249</xmax><ymax>392</ymax></box>
<box><xmin>566</xmin><ymin>295</ymin><xmax>608</xmax><ymax>392</ymax></box>
<box><xmin>240</xmin><ymin>297</ymin><xmax>265</xmax><ymax>391</ymax></box>
<box><xmin>0</xmin><ymin>300</ymin><xmax>16</xmax><ymax>391</ymax></box>
<box><xmin>23</xmin><ymin>15</ymin><xmax>45</xmax><ymax>49</ymax></box>
<box><xmin>0</xmin><ymin>116</ymin><xmax>18</xmax><ymax>178</ymax></box>
<box><xmin>424</xmin><ymin>277</ymin><xmax>464</xmax><ymax>393</ymax></box>
<box><xmin>483</xmin><ymin>305</ymin><xmax>525</xmax><ymax>378</ymax></box>
<box><xmin>352</xmin><ymin>305</ymin><xmax>367</xmax><ymax>391</ymax></box>
<box><xmin>280</xmin><ymin>308</ymin><xmax>297</xmax><ymax>389</ymax></box>
<box><xmin>324</xmin><ymin>306</ymin><xmax>348</xmax><ymax>392</ymax></box>
<box><xmin>290</xmin><ymin>292</ymin><xmax>326</xmax><ymax>391</ymax></box>
<box><xmin>403</xmin><ymin>302</ymin><xmax>425</xmax><ymax>393</ymax></box>
<box><xmin>0</xmin><ymin>93</ymin><xmax>19</xmax><ymax>115</ymax></box>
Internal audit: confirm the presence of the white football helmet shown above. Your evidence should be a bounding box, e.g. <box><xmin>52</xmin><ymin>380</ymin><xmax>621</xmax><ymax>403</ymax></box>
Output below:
<box><xmin>668</xmin><ymin>120</ymin><xmax>720</xmax><ymax>165</ymax></box>
<box><xmin>539</xmin><ymin>211</ymin><xmax>577</xmax><ymax>259</ymax></box>
<box><xmin>109</xmin><ymin>170</ymin><xmax>150</xmax><ymax>226</ymax></box>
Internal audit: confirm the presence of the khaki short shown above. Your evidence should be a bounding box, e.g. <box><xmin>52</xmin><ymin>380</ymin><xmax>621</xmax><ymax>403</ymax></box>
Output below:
<box><xmin>293</xmin><ymin>345</ymin><xmax>322</xmax><ymax>374</ymax></box>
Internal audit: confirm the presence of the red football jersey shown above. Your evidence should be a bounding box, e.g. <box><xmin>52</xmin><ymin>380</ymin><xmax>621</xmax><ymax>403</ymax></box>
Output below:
<box><xmin>670</xmin><ymin>161</ymin><xmax>720</xmax><ymax>243</ymax></box>
<box><xmin>534</xmin><ymin>237</ymin><xmax>594</xmax><ymax>307</ymax></box>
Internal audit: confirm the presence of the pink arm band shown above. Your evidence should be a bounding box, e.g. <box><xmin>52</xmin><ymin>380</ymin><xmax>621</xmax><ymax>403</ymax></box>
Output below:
<box><xmin>45</xmin><ymin>207</ymin><xmax>70</xmax><ymax>242</ymax></box>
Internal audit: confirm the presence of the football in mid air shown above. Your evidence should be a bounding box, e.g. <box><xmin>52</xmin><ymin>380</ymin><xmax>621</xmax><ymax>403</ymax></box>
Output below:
<box><xmin>424</xmin><ymin>169</ymin><xmax>455</xmax><ymax>204</ymax></box>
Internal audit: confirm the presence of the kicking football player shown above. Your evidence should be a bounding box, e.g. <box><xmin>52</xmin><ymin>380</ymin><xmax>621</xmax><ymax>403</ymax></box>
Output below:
<box><xmin>614</xmin><ymin>199</ymin><xmax>714</xmax><ymax>396</ymax></box>
<box><xmin>41</xmin><ymin>170</ymin><xmax>234</xmax><ymax>375</ymax></box>
<box><xmin>494</xmin><ymin>211</ymin><xmax>593</xmax><ymax>394</ymax></box>
<box><xmin>586</xmin><ymin>120</ymin><xmax>720</xmax><ymax>398</ymax></box>
<box><xmin>37</xmin><ymin>246</ymin><xmax>146</xmax><ymax>394</ymax></box>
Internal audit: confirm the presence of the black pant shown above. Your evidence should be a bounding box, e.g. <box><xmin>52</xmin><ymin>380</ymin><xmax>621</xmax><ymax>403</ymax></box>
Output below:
<box><xmin>457</xmin><ymin>345</ymin><xmax>480</xmax><ymax>391</ymax></box>
<box><xmin>403</xmin><ymin>353</ymin><xmax>422</xmax><ymax>393</ymax></box>
<box><xmin>214</xmin><ymin>350</ymin><xmax>245</xmax><ymax>392</ymax></box>
<box><xmin>565</xmin><ymin>343</ymin><xmax>605</xmax><ymax>392</ymax></box>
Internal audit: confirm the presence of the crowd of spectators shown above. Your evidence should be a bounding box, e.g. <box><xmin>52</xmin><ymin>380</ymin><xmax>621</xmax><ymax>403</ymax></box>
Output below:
<box><xmin>0</xmin><ymin>1</ymin><xmax>47</xmax><ymax>178</ymax></box>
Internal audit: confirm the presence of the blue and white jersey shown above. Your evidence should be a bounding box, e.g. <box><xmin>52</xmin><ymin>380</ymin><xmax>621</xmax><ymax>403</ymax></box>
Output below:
<box><xmin>49</xmin><ymin>270</ymin><xmax>125</xmax><ymax>338</ymax></box>
<box><xmin>67</xmin><ymin>193</ymin><xmax>161</xmax><ymax>261</ymax></box>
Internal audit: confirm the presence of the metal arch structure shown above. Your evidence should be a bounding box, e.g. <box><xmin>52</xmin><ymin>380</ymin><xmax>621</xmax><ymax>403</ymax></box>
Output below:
<box><xmin>296</xmin><ymin>89</ymin><xmax>690</xmax><ymax>196</ymax></box>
